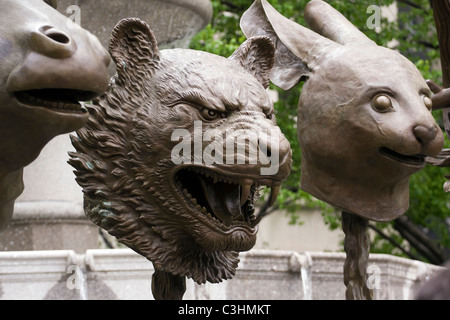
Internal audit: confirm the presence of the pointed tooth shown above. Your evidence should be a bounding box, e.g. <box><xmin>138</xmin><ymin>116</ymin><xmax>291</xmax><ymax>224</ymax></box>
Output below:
<box><xmin>251</xmin><ymin>215</ymin><xmax>262</xmax><ymax>228</ymax></box>
<box><xmin>269</xmin><ymin>183</ymin><xmax>281</xmax><ymax>207</ymax></box>
<box><xmin>240</xmin><ymin>179</ymin><xmax>253</xmax><ymax>206</ymax></box>
<box><xmin>190</xmin><ymin>198</ymin><xmax>197</xmax><ymax>205</ymax></box>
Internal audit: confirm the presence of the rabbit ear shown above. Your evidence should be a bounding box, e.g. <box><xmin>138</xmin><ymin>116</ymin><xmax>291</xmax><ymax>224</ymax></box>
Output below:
<box><xmin>305</xmin><ymin>0</ymin><xmax>375</xmax><ymax>46</ymax></box>
<box><xmin>241</xmin><ymin>0</ymin><xmax>338</xmax><ymax>90</ymax></box>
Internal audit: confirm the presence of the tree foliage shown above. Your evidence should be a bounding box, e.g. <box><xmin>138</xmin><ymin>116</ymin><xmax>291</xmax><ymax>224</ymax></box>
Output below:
<box><xmin>190</xmin><ymin>0</ymin><xmax>450</xmax><ymax>264</ymax></box>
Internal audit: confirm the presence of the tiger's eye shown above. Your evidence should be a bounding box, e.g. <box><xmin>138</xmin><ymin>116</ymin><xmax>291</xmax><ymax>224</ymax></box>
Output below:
<box><xmin>423</xmin><ymin>96</ymin><xmax>433</xmax><ymax>111</ymax></box>
<box><xmin>372</xmin><ymin>94</ymin><xmax>392</xmax><ymax>113</ymax></box>
<box><xmin>201</xmin><ymin>108</ymin><xmax>219</xmax><ymax>120</ymax></box>
<box><xmin>200</xmin><ymin>108</ymin><xmax>228</xmax><ymax>121</ymax></box>
<box><xmin>208</xmin><ymin>110</ymin><xmax>217</xmax><ymax>117</ymax></box>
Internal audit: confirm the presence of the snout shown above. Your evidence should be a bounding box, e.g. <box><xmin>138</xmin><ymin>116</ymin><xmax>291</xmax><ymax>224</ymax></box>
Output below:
<box><xmin>413</xmin><ymin>122</ymin><xmax>444</xmax><ymax>157</ymax></box>
<box><xmin>7</xmin><ymin>23</ymin><xmax>111</xmax><ymax>96</ymax></box>
<box><xmin>220</xmin><ymin>112</ymin><xmax>292</xmax><ymax>179</ymax></box>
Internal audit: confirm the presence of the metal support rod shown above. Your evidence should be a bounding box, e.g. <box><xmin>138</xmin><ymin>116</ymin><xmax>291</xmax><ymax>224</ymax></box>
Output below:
<box><xmin>151</xmin><ymin>269</ymin><xmax>186</xmax><ymax>300</ymax></box>
<box><xmin>342</xmin><ymin>211</ymin><xmax>372</xmax><ymax>300</ymax></box>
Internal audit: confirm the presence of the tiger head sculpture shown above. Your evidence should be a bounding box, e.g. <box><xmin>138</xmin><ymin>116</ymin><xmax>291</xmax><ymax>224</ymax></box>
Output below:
<box><xmin>69</xmin><ymin>18</ymin><xmax>292</xmax><ymax>299</ymax></box>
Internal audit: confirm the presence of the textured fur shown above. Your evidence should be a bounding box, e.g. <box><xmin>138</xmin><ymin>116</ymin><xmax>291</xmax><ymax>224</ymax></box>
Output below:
<box><xmin>70</xmin><ymin>18</ymin><xmax>292</xmax><ymax>285</ymax></box>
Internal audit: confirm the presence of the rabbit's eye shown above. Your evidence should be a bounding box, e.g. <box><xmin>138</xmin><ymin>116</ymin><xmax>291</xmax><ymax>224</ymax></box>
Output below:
<box><xmin>372</xmin><ymin>94</ymin><xmax>392</xmax><ymax>113</ymax></box>
<box><xmin>423</xmin><ymin>96</ymin><xmax>433</xmax><ymax>111</ymax></box>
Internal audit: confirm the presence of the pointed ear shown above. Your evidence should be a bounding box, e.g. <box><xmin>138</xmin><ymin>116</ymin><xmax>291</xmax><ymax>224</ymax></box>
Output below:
<box><xmin>240</xmin><ymin>0</ymin><xmax>338</xmax><ymax>90</ymax></box>
<box><xmin>229</xmin><ymin>36</ymin><xmax>275</xmax><ymax>89</ymax></box>
<box><xmin>305</xmin><ymin>0</ymin><xmax>374</xmax><ymax>46</ymax></box>
<box><xmin>109</xmin><ymin>18</ymin><xmax>160</xmax><ymax>82</ymax></box>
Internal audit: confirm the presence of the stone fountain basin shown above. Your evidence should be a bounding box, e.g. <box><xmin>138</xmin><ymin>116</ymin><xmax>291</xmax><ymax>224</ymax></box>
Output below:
<box><xmin>55</xmin><ymin>0</ymin><xmax>213</xmax><ymax>75</ymax></box>
<box><xmin>0</xmin><ymin>249</ymin><xmax>441</xmax><ymax>300</ymax></box>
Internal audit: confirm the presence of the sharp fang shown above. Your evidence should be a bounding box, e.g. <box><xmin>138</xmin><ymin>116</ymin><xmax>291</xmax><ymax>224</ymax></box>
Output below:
<box><xmin>251</xmin><ymin>215</ymin><xmax>262</xmax><ymax>228</ymax></box>
<box><xmin>269</xmin><ymin>183</ymin><xmax>281</xmax><ymax>207</ymax></box>
<box><xmin>240</xmin><ymin>179</ymin><xmax>253</xmax><ymax>206</ymax></box>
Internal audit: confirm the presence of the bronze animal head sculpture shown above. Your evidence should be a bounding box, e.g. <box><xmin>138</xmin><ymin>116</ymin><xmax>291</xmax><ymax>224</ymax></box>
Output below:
<box><xmin>0</xmin><ymin>0</ymin><xmax>110</xmax><ymax>228</ymax></box>
<box><xmin>69</xmin><ymin>18</ymin><xmax>292</xmax><ymax>299</ymax></box>
<box><xmin>241</xmin><ymin>0</ymin><xmax>444</xmax><ymax>221</ymax></box>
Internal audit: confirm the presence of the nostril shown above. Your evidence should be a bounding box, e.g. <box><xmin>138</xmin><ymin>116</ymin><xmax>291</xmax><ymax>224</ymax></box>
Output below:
<box><xmin>40</xmin><ymin>26</ymin><xmax>71</xmax><ymax>44</ymax></box>
<box><xmin>46</xmin><ymin>31</ymin><xmax>71</xmax><ymax>44</ymax></box>
<box><xmin>31</xmin><ymin>26</ymin><xmax>76</xmax><ymax>58</ymax></box>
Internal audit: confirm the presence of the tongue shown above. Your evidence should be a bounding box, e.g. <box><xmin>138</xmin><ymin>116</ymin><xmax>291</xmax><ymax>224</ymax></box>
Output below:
<box><xmin>198</xmin><ymin>176</ymin><xmax>243</xmax><ymax>226</ymax></box>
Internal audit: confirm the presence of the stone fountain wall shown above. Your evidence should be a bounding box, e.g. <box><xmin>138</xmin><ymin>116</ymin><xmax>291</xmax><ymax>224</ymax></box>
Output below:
<box><xmin>0</xmin><ymin>249</ymin><xmax>442</xmax><ymax>300</ymax></box>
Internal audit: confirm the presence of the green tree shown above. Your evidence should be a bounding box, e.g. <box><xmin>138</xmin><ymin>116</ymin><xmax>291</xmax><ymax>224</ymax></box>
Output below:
<box><xmin>190</xmin><ymin>0</ymin><xmax>450</xmax><ymax>264</ymax></box>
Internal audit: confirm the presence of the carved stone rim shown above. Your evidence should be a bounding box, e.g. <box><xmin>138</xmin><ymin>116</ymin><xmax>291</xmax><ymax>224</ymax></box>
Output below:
<box><xmin>12</xmin><ymin>201</ymin><xmax>85</xmax><ymax>221</ymax></box>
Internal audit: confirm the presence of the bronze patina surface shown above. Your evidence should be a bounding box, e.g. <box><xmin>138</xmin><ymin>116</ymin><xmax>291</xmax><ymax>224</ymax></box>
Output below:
<box><xmin>0</xmin><ymin>0</ymin><xmax>110</xmax><ymax>229</ymax></box>
<box><xmin>69</xmin><ymin>18</ymin><xmax>292</xmax><ymax>299</ymax></box>
<box><xmin>241</xmin><ymin>0</ymin><xmax>444</xmax><ymax>222</ymax></box>
<box><xmin>240</xmin><ymin>0</ymin><xmax>445</xmax><ymax>300</ymax></box>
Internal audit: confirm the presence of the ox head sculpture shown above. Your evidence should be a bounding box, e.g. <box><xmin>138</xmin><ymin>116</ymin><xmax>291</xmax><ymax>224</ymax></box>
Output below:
<box><xmin>241</xmin><ymin>0</ymin><xmax>445</xmax><ymax>221</ymax></box>
<box><xmin>0</xmin><ymin>0</ymin><xmax>110</xmax><ymax>228</ymax></box>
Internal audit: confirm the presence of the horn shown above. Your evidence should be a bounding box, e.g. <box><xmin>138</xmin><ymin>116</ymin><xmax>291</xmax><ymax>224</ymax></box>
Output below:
<box><xmin>305</xmin><ymin>0</ymin><xmax>375</xmax><ymax>46</ymax></box>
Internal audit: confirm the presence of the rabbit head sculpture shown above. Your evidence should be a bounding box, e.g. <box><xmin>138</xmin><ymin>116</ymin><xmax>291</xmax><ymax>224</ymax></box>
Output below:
<box><xmin>241</xmin><ymin>0</ymin><xmax>445</xmax><ymax>221</ymax></box>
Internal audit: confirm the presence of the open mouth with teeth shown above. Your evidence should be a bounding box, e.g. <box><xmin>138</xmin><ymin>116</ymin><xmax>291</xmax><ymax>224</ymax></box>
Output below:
<box><xmin>175</xmin><ymin>167</ymin><xmax>281</xmax><ymax>231</ymax></box>
<box><xmin>14</xmin><ymin>89</ymin><xmax>98</xmax><ymax>113</ymax></box>
<box><xmin>379</xmin><ymin>147</ymin><xmax>426</xmax><ymax>167</ymax></box>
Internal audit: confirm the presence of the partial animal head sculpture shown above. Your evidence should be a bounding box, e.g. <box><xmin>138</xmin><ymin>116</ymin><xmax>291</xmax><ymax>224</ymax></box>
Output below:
<box><xmin>0</xmin><ymin>0</ymin><xmax>110</xmax><ymax>228</ymax></box>
<box><xmin>69</xmin><ymin>18</ymin><xmax>292</xmax><ymax>298</ymax></box>
<box><xmin>241</xmin><ymin>0</ymin><xmax>445</xmax><ymax>221</ymax></box>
